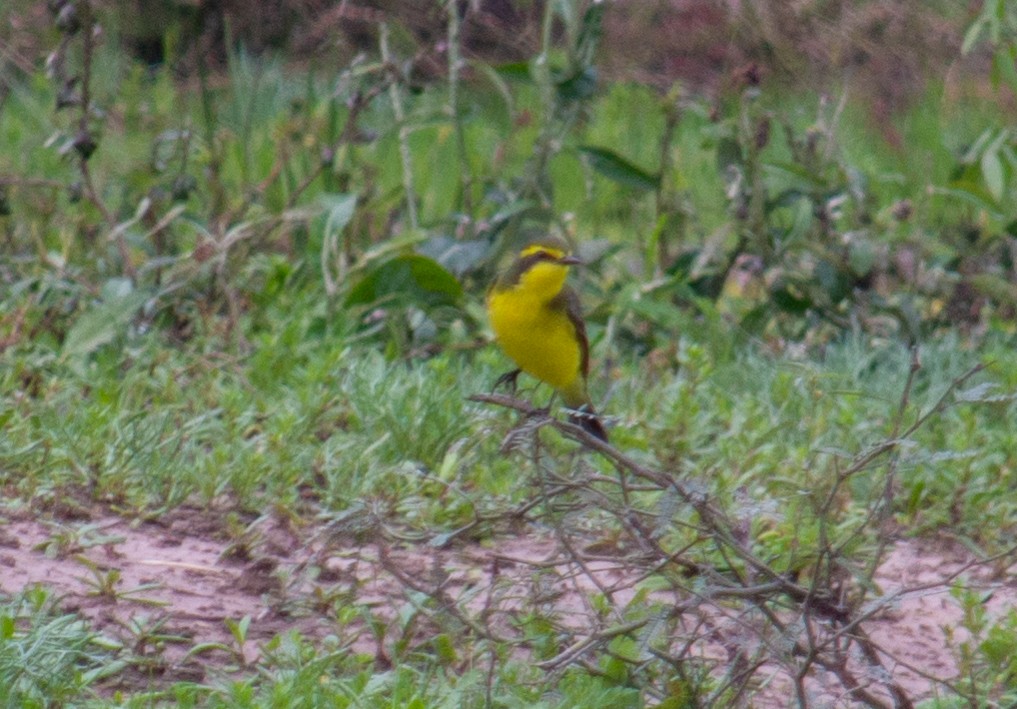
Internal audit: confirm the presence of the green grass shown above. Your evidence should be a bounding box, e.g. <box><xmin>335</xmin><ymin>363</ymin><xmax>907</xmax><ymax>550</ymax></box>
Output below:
<box><xmin>2</xmin><ymin>300</ymin><xmax>1013</xmax><ymax>534</ymax></box>
<box><xmin>2</xmin><ymin>314</ymin><xmax>1016</xmax><ymax>702</ymax></box>
<box><xmin>0</xmin><ymin>587</ymin><xmax>118</xmax><ymax>707</ymax></box>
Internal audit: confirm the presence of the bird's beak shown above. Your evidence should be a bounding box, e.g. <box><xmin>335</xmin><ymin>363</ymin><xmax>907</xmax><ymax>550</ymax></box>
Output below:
<box><xmin>557</xmin><ymin>255</ymin><xmax>583</xmax><ymax>266</ymax></box>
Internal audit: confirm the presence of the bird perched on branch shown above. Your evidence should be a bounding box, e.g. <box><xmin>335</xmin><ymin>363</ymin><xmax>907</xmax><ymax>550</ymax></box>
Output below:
<box><xmin>486</xmin><ymin>239</ymin><xmax>608</xmax><ymax>441</ymax></box>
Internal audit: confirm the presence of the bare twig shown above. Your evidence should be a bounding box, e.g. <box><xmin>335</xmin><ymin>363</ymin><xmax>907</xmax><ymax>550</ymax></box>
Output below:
<box><xmin>448</xmin><ymin>359</ymin><xmax>1000</xmax><ymax>705</ymax></box>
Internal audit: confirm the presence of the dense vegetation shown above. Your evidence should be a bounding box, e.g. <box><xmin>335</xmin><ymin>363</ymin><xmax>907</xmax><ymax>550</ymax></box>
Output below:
<box><xmin>1</xmin><ymin>0</ymin><xmax>1017</xmax><ymax>706</ymax></box>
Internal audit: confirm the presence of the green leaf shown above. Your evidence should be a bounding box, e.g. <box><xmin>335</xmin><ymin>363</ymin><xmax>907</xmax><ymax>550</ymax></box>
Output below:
<box><xmin>716</xmin><ymin>137</ymin><xmax>743</xmax><ymax>172</ymax></box>
<box><xmin>488</xmin><ymin>199</ymin><xmax>537</xmax><ymax>230</ymax></box>
<box><xmin>935</xmin><ymin>181</ymin><xmax>1004</xmax><ymax>218</ymax></box>
<box><xmin>815</xmin><ymin>259</ymin><xmax>849</xmax><ymax>303</ymax></box>
<box><xmin>764</xmin><ymin>160</ymin><xmax>827</xmax><ymax>188</ymax></box>
<box><xmin>417</xmin><ymin>236</ymin><xmax>490</xmax><ymax>277</ymax></box>
<box><xmin>578</xmin><ymin>146</ymin><xmax>659</xmax><ymax>192</ymax></box>
<box><xmin>600</xmin><ymin>654</ymin><xmax>629</xmax><ymax>683</ymax></box>
<box><xmin>962</xmin><ymin>128</ymin><xmax>998</xmax><ymax>165</ymax></box>
<box><xmin>981</xmin><ymin>147</ymin><xmax>1006</xmax><ymax>201</ymax></box>
<box><xmin>432</xmin><ymin>633</ymin><xmax>458</xmax><ymax>666</ymax></box>
<box><xmin>961</xmin><ymin>16</ymin><xmax>988</xmax><ymax>55</ymax></box>
<box><xmin>783</xmin><ymin>195</ymin><xmax>815</xmax><ymax>243</ymax></box>
<box><xmin>766</xmin><ymin>188</ymin><xmax>810</xmax><ymax>211</ymax></box>
<box><xmin>991</xmin><ymin>46</ymin><xmax>1017</xmax><ymax>92</ymax></box>
<box><xmin>771</xmin><ymin>284</ymin><xmax>811</xmax><ymax>315</ymax></box>
<box><xmin>101</xmin><ymin>277</ymin><xmax>134</xmax><ymax>300</ymax></box>
<box><xmin>848</xmin><ymin>238</ymin><xmax>876</xmax><ymax>277</ymax></box>
<box><xmin>320</xmin><ymin>192</ymin><xmax>358</xmax><ymax>235</ymax></box>
<box><xmin>982</xmin><ymin>623</ymin><xmax>1017</xmax><ymax>668</ymax></box>
<box><xmin>345</xmin><ymin>254</ymin><xmax>463</xmax><ymax>308</ymax></box>
<box><xmin>576</xmin><ymin>3</ymin><xmax>605</xmax><ymax>64</ymax></box>
<box><xmin>492</xmin><ymin>61</ymin><xmax>531</xmax><ymax>81</ymax></box>
<box><xmin>969</xmin><ymin>273</ymin><xmax>1017</xmax><ymax>305</ymax></box>
<box><xmin>61</xmin><ymin>289</ymin><xmax>150</xmax><ymax>360</ymax></box>
<box><xmin>472</xmin><ymin>60</ymin><xmax>516</xmax><ymax>114</ymax></box>
<box><xmin>556</xmin><ymin>66</ymin><xmax>599</xmax><ymax>101</ymax></box>
<box><xmin>0</xmin><ymin>615</ymin><xmax>14</xmax><ymax>640</ymax></box>
<box><xmin>738</xmin><ymin>304</ymin><xmax>771</xmax><ymax>335</ymax></box>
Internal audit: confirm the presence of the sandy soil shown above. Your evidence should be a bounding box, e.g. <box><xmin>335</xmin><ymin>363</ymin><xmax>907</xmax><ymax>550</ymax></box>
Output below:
<box><xmin>0</xmin><ymin>505</ymin><xmax>1011</xmax><ymax>705</ymax></box>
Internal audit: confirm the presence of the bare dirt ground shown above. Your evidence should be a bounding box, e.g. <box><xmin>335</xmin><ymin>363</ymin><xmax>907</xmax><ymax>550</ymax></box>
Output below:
<box><xmin>0</xmin><ymin>505</ymin><xmax>1011</xmax><ymax>706</ymax></box>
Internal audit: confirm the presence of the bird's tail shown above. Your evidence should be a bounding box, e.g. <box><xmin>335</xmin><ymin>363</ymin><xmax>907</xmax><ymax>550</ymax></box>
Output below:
<box><xmin>561</xmin><ymin>382</ymin><xmax>608</xmax><ymax>442</ymax></box>
<box><xmin>568</xmin><ymin>404</ymin><xmax>609</xmax><ymax>442</ymax></box>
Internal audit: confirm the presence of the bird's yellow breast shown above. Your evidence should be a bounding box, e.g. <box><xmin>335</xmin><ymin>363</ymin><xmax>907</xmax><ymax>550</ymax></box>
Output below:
<box><xmin>487</xmin><ymin>287</ymin><xmax>582</xmax><ymax>393</ymax></box>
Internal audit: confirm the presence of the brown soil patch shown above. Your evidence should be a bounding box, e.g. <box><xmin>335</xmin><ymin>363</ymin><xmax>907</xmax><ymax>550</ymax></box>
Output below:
<box><xmin>0</xmin><ymin>509</ymin><xmax>337</xmax><ymax>682</ymax></box>
<box><xmin>0</xmin><ymin>507</ymin><xmax>1012</xmax><ymax>704</ymax></box>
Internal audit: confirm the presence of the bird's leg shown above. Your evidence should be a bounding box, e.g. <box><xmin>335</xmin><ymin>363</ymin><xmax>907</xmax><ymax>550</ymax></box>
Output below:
<box><xmin>493</xmin><ymin>368</ymin><xmax>522</xmax><ymax>394</ymax></box>
<box><xmin>538</xmin><ymin>391</ymin><xmax>558</xmax><ymax>416</ymax></box>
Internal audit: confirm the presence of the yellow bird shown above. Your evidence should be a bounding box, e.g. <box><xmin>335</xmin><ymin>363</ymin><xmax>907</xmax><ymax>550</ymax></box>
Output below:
<box><xmin>486</xmin><ymin>239</ymin><xmax>608</xmax><ymax>441</ymax></box>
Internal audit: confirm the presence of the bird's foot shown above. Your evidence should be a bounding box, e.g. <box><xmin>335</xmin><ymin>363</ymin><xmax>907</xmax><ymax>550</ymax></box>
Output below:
<box><xmin>493</xmin><ymin>368</ymin><xmax>522</xmax><ymax>394</ymax></box>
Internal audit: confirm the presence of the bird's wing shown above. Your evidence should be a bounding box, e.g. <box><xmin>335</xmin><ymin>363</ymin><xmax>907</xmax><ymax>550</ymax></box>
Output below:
<box><xmin>552</xmin><ymin>286</ymin><xmax>589</xmax><ymax>379</ymax></box>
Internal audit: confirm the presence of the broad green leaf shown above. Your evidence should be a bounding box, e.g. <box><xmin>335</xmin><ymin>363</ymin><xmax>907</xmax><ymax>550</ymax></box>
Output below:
<box><xmin>578</xmin><ymin>146</ymin><xmax>659</xmax><ymax>192</ymax></box>
<box><xmin>345</xmin><ymin>254</ymin><xmax>462</xmax><ymax>308</ymax></box>
<box><xmin>61</xmin><ymin>290</ymin><xmax>150</xmax><ymax>360</ymax></box>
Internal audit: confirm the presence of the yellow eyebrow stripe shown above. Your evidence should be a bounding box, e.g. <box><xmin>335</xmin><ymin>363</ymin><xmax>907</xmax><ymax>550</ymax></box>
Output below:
<box><xmin>520</xmin><ymin>244</ymin><xmax>566</xmax><ymax>259</ymax></box>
